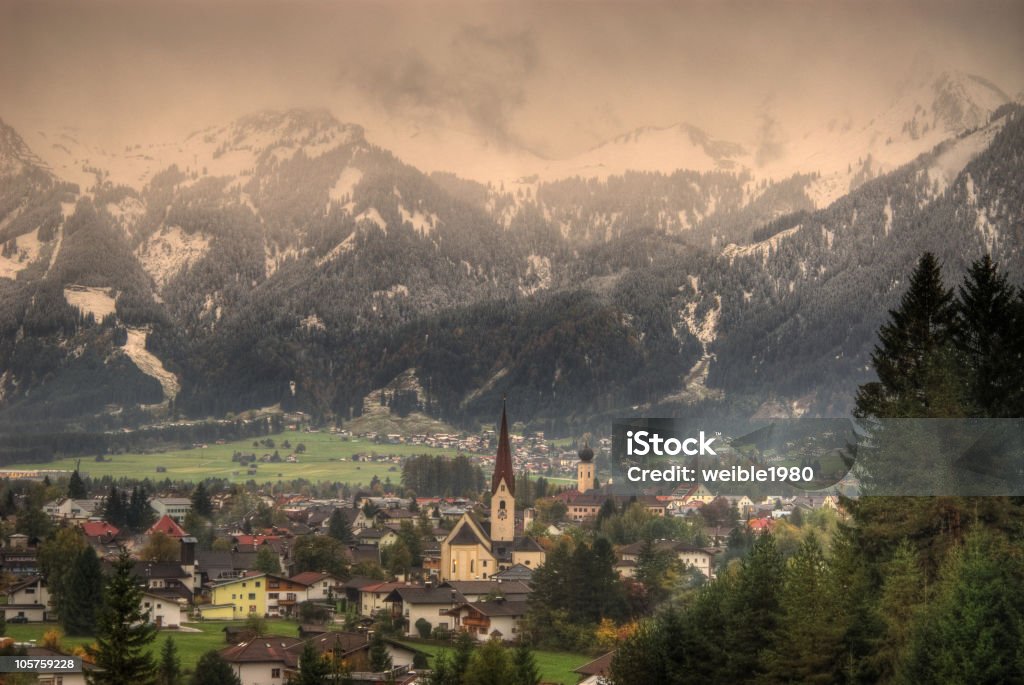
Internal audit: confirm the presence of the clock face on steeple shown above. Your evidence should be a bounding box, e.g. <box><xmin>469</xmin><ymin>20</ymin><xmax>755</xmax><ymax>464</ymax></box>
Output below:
<box><xmin>497</xmin><ymin>509</ymin><xmax>507</xmax><ymax>519</ymax></box>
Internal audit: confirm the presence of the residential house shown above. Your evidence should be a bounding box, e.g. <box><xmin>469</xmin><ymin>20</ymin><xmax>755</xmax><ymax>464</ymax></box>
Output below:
<box><xmin>618</xmin><ymin>540</ymin><xmax>718</xmax><ymax>579</ymax></box>
<box><xmin>149</xmin><ymin>497</ymin><xmax>192</xmax><ymax>522</ymax></box>
<box><xmin>574</xmin><ymin>652</ymin><xmax>615</xmax><ymax>685</ymax></box>
<box><xmin>444</xmin><ymin>598</ymin><xmax>529</xmax><ymax>641</ymax></box>
<box><xmin>24</xmin><ymin>646</ymin><xmax>100</xmax><ymax>685</ymax></box>
<box><xmin>43</xmin><ymin>498</ymin><xmax>101</xmax><ymax>522</ymax></box>
<box><xmin>219</xmin><ymin>635</ymin><xmax>303</xmax><ymax>685</ymax></box>
<box><xmin>265</xmin><ymin>574</ymin><xmax>312</xmax><ymax>617</ymax></box>
<box><xmin>3</xmin><ymin>575</ymin><xmax>51</xmax><ymax>622</ymax></box>
<box><xmin>289</xmin><ymin>571</ymin><xmax>342</xmax><ymax>602</ymax></box>
<box><xmin>438</xmin><ymin>580</ymin><xmax>530</xmax><ymax>603</ymax></box>
<box><xmin>147</xmin><ymin>515</ymin><xmax>189</xmax><ymax>538</ymax></box>
<box><xmin>383</xmin><ymin>585</ymin><xmax>465</xmax><ymax>637</ymax></box>
<box><xmin>359</xmin><ymin>582</ymin><xmax>414</xmax><ymax>618</ymax></box>
<box><xmin>141</xmin><ymin>590</ymin><xmax>186</xmax><ymax>628</ymax></box>
<box><xmin>1</xmin><ymin>534</ymin><xmax>39</xmax><ymax>576</ymax></box>
<box><xmin>203</xmin><ymin>573</ymin><xmax>268</xmax><ymax>619</ymax></box>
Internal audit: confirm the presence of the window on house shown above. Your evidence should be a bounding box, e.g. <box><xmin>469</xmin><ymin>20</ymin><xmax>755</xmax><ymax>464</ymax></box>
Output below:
<box><xmin>255</xmin><ymin>581</ymin><xmax>261</xmax><ymax>587</ymax></box>
<box><xmin>248</xmin><ymin>593</ymin><xmax>256</xmax><ymax>600</ymax></box>
<box><xmin>271</xmin><ymin>669</ymin><xmax>281</xmax><ymax>678</ymax></box>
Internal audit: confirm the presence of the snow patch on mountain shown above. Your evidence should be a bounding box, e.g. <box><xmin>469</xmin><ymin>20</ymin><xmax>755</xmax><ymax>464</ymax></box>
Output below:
<box><xmin>399</xmin><ymin>205</ymin><xmax>436</xmax><ymax>235</ymax></box>
<box><xmin>106</xmin><ymin>197</ymin><xmax>146</xmax><ymax>235</ymax></box>
<box><xmin>137</xmin><ymin>226</ymin><xmax>211</xmax><ymax>288</ymax></box>
<box><xmin>522</xmin><ymin>254</ymin><xmax>552</xmax><ymax>295</ymax></box>
<box><xmin>722</xmin><ymin>226</ymin><xmax>801</xmax><ymax>264</ymax></box>
<box><xmin>329</xmin><ymin>167</ymin><xmax>363</xmax><ymax>203</ymax></box>
<box><xmin>0</xmin><ymin>227</ymin><xmax>44</xmax><ymax>280</ymax></box>
<box><xmin>356</xmin><ymin>207</ymin><xmax>387</xmax><ymax>231</ymax></box>
<box><xmin>926</xmin><ymin>117</ymin><xmax>1006</xmax><ymax>194</ymax></box>
<box><xmin>317</xmin><ymin>233</ymin><xmax>357</xmax><ymax>266</ymax></box>
<box><xmin>124</xmin><ymin>327</ymin><xmax>180</xmax><ymax>403</ymax></box>
<box><xmin>63</xmin><ymin>285</ymin><xmax>117</xmax><ymax>319</ymax></box>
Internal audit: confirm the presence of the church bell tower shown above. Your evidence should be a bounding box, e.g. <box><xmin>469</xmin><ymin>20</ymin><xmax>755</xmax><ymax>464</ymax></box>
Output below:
<box><xmin>577</xmin><ymin>442</ymin><xmax>595</xmax><ymax>493</ymax></box>
<box><xmin>490</xmin><ymin>400</ymin><xmax>516</xmax><ymax>543</ymax></box>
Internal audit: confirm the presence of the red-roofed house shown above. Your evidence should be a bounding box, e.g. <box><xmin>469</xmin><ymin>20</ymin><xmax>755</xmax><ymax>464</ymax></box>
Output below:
<box><xmin>147</xmin><ymin>515</ymin><xmax>188</xmax><ymax>539</ymax></box>
<box><xmin>81</xmin><ymin>521</ymin><xmax>119</xmax><ymax>538</ymax></box>
<box><xmin>748</xmin><ymin>517</ymin><xmax>775</xmax><ymax>534</ymax></box>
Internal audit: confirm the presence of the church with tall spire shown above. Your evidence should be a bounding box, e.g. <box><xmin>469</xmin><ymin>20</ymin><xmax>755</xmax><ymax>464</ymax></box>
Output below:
<box><xmin>439</xmin><ymin>401</ymin><xmax>546</xmax><ymax>581</ymax></box>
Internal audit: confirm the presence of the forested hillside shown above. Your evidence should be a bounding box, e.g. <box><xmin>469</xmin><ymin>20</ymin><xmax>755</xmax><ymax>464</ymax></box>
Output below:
<box><xmin>0</xmin><ymin>102</ymin><xmax>1021</xmax><ymax>439</ymax></box>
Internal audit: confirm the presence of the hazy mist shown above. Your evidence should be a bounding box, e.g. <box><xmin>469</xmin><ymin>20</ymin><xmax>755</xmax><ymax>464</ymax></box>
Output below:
<box><xmin>2</xmin><ymin>0</ymin><xmax>1022</xmax><ymax>157</ymax></box>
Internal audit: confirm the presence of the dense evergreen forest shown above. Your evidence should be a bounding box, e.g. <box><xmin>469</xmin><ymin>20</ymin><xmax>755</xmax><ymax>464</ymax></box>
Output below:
<box><xmin>606</xmin><ymin>253</ymin><xmax>1024</xmax><ymax>684</ymax></box>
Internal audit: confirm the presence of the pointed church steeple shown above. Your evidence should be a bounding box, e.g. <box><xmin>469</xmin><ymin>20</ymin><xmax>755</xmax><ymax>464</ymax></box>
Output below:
<box><xmin>490</xmin><ymin>398</ymin><xmax>516</xmax><ymax>544</ymax></box>
<box><xmin>491</xmin><ymin>398</ymin><xmax>515</xmax><ymax>496</ymax></box>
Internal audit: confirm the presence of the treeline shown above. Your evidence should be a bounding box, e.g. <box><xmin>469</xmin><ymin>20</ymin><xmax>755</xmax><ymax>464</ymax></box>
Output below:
<box><xmin>0</xmin><ymin>415</ymin><xmax>283</xmax><ymax>465</ymax></box>
<box><xmin>401</xmin><ymin>455</ymin><xmax>485</xmax><ymax>498</ymax></box>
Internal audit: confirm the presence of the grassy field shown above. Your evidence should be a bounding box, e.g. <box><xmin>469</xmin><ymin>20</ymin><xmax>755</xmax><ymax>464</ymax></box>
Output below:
<box><xmin>2</xmin><ymin>619</ymin><xmax>301</xmax><ymax>671</ymax></box>
<box><xmin>401</xmin><ymin>640</ymin><xmax>592</xmax><ymax>685</ymax></box>
<box><xmin>3</xmin><ymin>622</ymin><xmax>592</xmax><ymax>682</ymax></box>
<box><xmin>2</xmin><ymin>430</ymin><xmax>466</xmax><ymax>484</ymax></box>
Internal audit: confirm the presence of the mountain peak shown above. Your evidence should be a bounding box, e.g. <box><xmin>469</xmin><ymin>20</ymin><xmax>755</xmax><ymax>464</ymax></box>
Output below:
<box><xmin>0</xmin><ymin>118</ymin><xmax>49</xmax><ymax>178</ymax></box>
<box><xmin>928</xmin><ymin>71</ymin><xmax>1010</xmax><ymax>131</ymax></box>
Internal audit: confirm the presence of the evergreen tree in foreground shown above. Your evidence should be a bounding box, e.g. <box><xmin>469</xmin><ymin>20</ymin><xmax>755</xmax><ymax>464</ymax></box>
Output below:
<box><xmin>157</xmin><ymin>636</ymin><xmax>180</xmax><ymax>685</ymax></box>
<box><xmin>189</xmin><ymin>651</ymin><xmax>241</xmax><ymax>685</ymax></box>
<box><xmin>62</xmin><ymin>546</ymin><xmax>104</xmax><ymax>636</ymax></box>
<box><xmin>954</xmin><ymin>254</ymin><xmax>1023</xmax><ymax>416</ymax></box>
<box><xmin>511</xmin><ymin>641</ymin><xmax>540</xmax><ymax>685</ymax></box>
<box><xmin>368</xmin><ymin>630</ymin><xmax>392</xmax><ymax>672</ymax></box>
<box><xmin>87</xmin><ymin>548</ymin><xmax>157</xmax><ymax>685</ymax></box>
<box><xmin>855</xmin><ymin>252</ymin><xmax>961</xmax><ymax>419</ymax></box>
<box><xmin>295</xmin><ymin>641</ymin><xmax>329</xmax><ymax>685</ymax></box>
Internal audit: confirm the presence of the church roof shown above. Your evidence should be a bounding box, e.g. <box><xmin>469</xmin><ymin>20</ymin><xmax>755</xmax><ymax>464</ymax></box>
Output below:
<box><xmin>491</xmin><ymin>401</ymin><xmax>515</xmax><ymax>496</ymax></box>
<box><xmin>513</xmin><ymin>536</ymin><xmax>544</xmax><ymax>553</ymax></box>
<box><xmin>449</xmin><ymin>521</ymin><xmax>487</xmax><ymax>547</ymax></box>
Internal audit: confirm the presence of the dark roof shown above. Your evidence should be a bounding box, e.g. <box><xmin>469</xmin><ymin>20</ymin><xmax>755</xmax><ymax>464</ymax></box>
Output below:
<box><xmin>383</xmin><ymin>586</ymin><xmax>465</xmax><ymax>605</ymax></box>
<box><xmin>492</xmin><ymin>564</ymin><xmax>534</xmax><ymax>581</ymax></box>
<box><xmin>448</xmin><ymin>599</ymin><xmax>529</xmax><ymax>618</ymax></box>
<box><xmin>575</xmin><ymin>651</ymin><xmax>615</xmax><ymax>676</ymax></box>
<box><xmin>449</xmin><ymin>522</ymin><xmax>487</xmax><ymax>547</ymax></box>
<box><xmin>290</xmin><ymin>630</ymin><xmax>369</xmax><ymax>657</ymax></box>
<box><xmin>290</xmin><ymin>571</ymin><xmax>338</xmax><ymax>586</ymax></box>
<box><xmin>347</xmin><ymin>544</ymin><xmax>381</xmax><ymax>565</ymax></box>
<box><xmin>618</xmin><ymin>540</ymin><xmax>714</xmax><ymax>556</ymax></box>
<box><xmin>5</xmin><ymin>574</ymin><xmax>43</xmax><ymax>594</ymax></box>
<box><xmin>220</xmin><ymin>635</ymin><xmax>303</xmax><ymax>665</ymax></box>
<box><xmin>491</xmin><ymin>402</ymin><xmax>515</xmax><ymax>495</ymax></box>
<box><xmin>131</xmin><ymin>561</ymin><xmax>189</xmax><ymax>580</ymax></box>
<box><xmin>513</xmin><ymin>536</ymin><xmax>544</xmax><ymax>553</ymax></box>
<box><xmin>196</xmin><ymin>550</ymin><xmax>233</xmax><ymax>568</ymax></box>
<box><xmin>343</xmin><ymin>576</ymin><xmax>381</xmax><ymax>591</ymax></box>
<box><xmin>440</xmin><ymin>580</ymin><xmax>530</xmax><ymax>597</ymax></box>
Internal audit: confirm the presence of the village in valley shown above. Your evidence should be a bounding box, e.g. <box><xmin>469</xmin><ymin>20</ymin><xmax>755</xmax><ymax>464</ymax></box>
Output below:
<box><xmin>0</xmin><ymin>405</ymin><xmax>845</xmax><ymax>685</ymax></box>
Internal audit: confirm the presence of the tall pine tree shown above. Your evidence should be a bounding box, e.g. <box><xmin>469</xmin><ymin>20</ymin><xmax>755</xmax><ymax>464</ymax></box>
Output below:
<box><xmin>855</xmin><ymin>252</ymin><xmax>962</xmax><ymax>419</ymax></box>
<box><xmin>954</xmin><ymin>254</ymin><xmax>1022</xmax><ymax>417</ymax></box>
<box><xmin>62</xmin><ymin>546</ymin><xmax>104</xmax><ymax>636</ymax></box>
<box><xmin>86</xmin><ymin>548</ymin><xmax>158</xmax><ymax>685</ymax></box>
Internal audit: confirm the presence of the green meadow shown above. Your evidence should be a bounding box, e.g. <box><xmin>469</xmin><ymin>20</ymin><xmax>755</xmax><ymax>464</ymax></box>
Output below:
<box><xmin>401</xmin><ymin>640</ymin><xmax>593</xmax><ymax>685</ymax></box>
<box><xmin>3</xmin><ymin>430</ymin><xmax>465</xmax><ymax>485</ymax></box>
<box><xmin>2</xmin><ymin>619</ymin><xmax>300</xmax><ymax>672</ymax></box>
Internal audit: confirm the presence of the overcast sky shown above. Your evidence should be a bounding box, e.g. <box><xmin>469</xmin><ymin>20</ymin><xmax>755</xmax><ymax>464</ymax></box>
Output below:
<box><xmin>2</xmin><ymin>0</ymin><xmax>1022</xmax><ymax>158</ymax></box>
